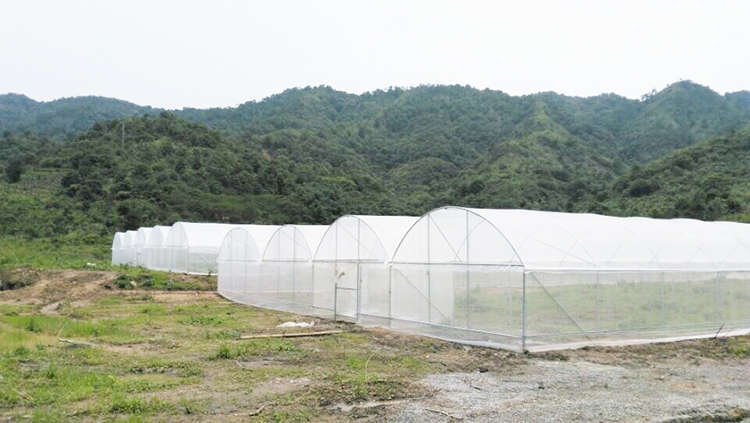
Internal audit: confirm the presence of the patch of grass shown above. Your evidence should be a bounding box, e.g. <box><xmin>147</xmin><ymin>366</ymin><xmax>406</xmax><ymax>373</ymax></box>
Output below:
<box><xmin>0</xmin><ymin>236</ymin><xmax>111</xmax><ymax>271</ymax></box>
<box><xmin>185</xmin><ymin>315</ymin><xmax>228</xmax><ymax>326</ymax></box>
<box><xmin>126</xmin><ymin>358</ymin><xmax>203</xmax><ymax>378</ymax></box>
<box><xmin>0</xmin><ymin>303</ymin><xmax>35</xmax><ymax>315</ymax></box>
<box><xmin>731</xmin><ymin>342</ymin><xmax>750</xmax><ymax>358</ymax></box>
<box><xmin>139</xmin><ymin>304</ymin><xmax>168</xmax><ymax>315</ymax></box>
<box><xmin>106</xmin><ymin>267</ymin><xmax>216</xmax><ymax>291</ymax></box>
<box><xmin>4</xmin><ymin>314</ymin><xmax>125</xmax><ymax>339</ymax></box>
<box><xmin>109</xmin><ymin>396</ymin><xmax>175</xmax><ymax>414</ymax></box>
<box><xmin>212</xmin><ymin>338</ymin><xmax>307</xmax><ymax>362</ymax></box>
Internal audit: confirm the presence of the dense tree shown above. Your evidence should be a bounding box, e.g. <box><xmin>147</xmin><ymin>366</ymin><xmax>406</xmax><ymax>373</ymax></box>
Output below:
<box><xmin>5</xmin><ymin>158</ymin><xmax>24</xmax><ymax>183</ymax></box>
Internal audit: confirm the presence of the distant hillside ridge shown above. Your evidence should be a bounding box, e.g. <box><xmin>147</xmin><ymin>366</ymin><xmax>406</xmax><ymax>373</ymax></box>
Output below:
<box><xmin>3</xmin><ymin>81</ymin><xmax>750</xmax><ymax>165</ymax></box>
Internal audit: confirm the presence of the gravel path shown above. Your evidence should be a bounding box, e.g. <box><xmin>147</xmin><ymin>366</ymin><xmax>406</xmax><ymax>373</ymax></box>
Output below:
<box><xmin>389</xmin><ymin>357</ymin><xmax>750</xmax><ymax>422</ymax></box>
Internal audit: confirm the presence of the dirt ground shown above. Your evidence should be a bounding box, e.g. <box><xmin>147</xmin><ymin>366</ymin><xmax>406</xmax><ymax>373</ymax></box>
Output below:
<box><xmin>1</xmin><ymin>270</ymin><xmax>748</xmax><ymax>422</ymax></box>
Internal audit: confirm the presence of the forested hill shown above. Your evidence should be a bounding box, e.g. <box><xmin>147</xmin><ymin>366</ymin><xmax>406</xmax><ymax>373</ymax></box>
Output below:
<box><xmin>1</xmin><ymin>81</ymin><xmax>750</xmax><ymax>241</ymax></box>
<box><xmin>0</xmin><ymin>94</ymin><xmax>156</xmax><ymax>139</ymax></box>
<box><xmin>3</xmin><ymin>81</ymin><xmax>750</xmax><ymax>165</ymax></box>
<box><xmin>599</xmin><ymin>129</ymin><xmax>750</xmax><ymax>222</ymax></box>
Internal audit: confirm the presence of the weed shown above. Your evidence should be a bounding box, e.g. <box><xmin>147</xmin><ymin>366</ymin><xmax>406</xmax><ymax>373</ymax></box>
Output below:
<box><xmin>26</xmin><ymin>317</ymin><xmax>42</xmax><ymax>332</ymax></box>
<box><xmin>109</xmin><ymin>396</ymin><xmax>174</xmax><ymax>414</ymax></box>
<box><xmin>186</xmin><ymin>315</ymin><xmax>226</xmax><ymax>326</ymax></box>
<box><xmin>44</xmin><ymin>362</ymin><xmax>58</xmax><ymax>379</ymax></box>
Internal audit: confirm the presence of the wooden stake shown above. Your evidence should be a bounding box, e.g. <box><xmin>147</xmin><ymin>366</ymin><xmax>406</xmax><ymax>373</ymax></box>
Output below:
<box><xmin>59</xmin><ymin>338</ymin><xmax>96</xmax><ymax>347</ymax></box>
<box><xmin>239</xmin><ymin>330</ymin><xmax>343</xmax><ymax>340</ymax></box>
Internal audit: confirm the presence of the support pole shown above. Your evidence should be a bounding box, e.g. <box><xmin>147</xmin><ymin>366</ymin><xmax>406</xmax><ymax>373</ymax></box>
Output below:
<box><xmin>596</xmin><ymin>272</ymin><xmax>601</xmax><ymax>332</ymax></box>
<box><xmin>659</xmin><ymin>271</ymin><xmax>665</xmax><ymax>328</ymax></box>
<box><xmin>522</xmin><ymin>271</ymin><xmax>527</xmax><ymax>353</ymax></box>
<box><xmin>465</xmin><ymin>211</ymin><xmax>470</xmax><ymax>329</ymax></box>
<box><xmin>715</xmin><ymin>271</ymin><xmax>722</xmax><ymax>322</ymax></box>
<box><xmin>427</xmin><ymin>216</ymin><xmax>431</xmax><ymax>323</ymax></box>
<box><xmin>388</xmin><ymin>265</ymin><xmax>393</xmax><ymax>328</ymax></box>
<box><xmin>334</xmin><ymin>282</ymin><xmax>338</xmax><ymax>322</ymax></box>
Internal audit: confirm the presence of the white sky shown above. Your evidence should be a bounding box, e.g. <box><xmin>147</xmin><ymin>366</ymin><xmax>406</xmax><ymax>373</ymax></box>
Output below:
<box><xmin>1</xmin><ymin>0</ymin><xmax>748</xmax><ymax>109</ymax></box>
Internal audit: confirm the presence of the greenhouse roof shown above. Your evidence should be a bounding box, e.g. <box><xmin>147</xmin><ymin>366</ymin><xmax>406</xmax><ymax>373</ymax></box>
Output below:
<box><xmin>135</xmin><ymin>227</ymin><xmax>153</xmax><ymax>247</ymax></box>
<box><xmin>166</xmin><ymin>222</ymin><xmax>244</xmax><ymax>248</ymax></box>
<box><xmin>147</xmin><ymin>226</ymin><xmax>172</xmax><ymax>247</ymax></box>
<box><xmin>263</xmin><ymin>225</ymin><xmax>329</xmax><ymax>261</ymax></box>
<box><xmin>392</xmin><ymin>207</ymin><xmax>750</xmax><ymax>271</ymax></box>
<box><xmin>314</xmin><ymin>215</ymin><xmax>419</xmax><ymax>262</ymax></box>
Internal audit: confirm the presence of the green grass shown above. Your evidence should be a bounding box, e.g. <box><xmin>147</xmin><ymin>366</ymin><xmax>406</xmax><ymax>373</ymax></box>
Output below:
<box><xmin>0</xmin><ymin>281</ymin><xmax>470</xmax><ymax>421</ymax></box>
<box><xmin>0</xmin><ymin>236</ymin><xmax>112</xmax><ymax>271</ymax></box>
<box><xmin>2</xmin><ymin>269</ymin><xmax>747</xmax><ymax>420</ymax></box>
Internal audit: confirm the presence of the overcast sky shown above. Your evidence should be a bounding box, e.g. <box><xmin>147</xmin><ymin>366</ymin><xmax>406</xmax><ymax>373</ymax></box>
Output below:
<box><xmin>1</xmin><ymin>0</ymin><xmax>748</xmax><ymax>109</ymax></box>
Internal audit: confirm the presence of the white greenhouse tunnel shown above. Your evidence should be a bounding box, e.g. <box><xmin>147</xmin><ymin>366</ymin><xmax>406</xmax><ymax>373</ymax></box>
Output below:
<box><xmin>110</xmin><ymin>208</ymin><xmax>750</xmax><ymax>352</ymax></box>
<box><xmin>312</xmin><ymin>215</ymin><xmax>420</xmax><ymax>319</ymax></box>
<box><xmin>369</xmin><ymin>207</ymin><xmax>750</xmax><ymax>351</ymax></box>
<box><xmin>134</xmin><ymin>227</ymin><xmax>152</xmax><ymax>268</ymax></box>
<box><xmin>215</xmin><ymin>224</ymin><xmax>282</xmax><ymax>301</ymax></box>
<box><xmin>111</xmin><ymin>232</ymin><xmax>126</xmax><ymax>265</ymax></box>
<box><xmin>123</xmin><ymin>230</ymin><xmax>138</xmax><ymax>266</ymax></box>
<box><xmin>165</xmin><ymin>222</ymin><xmax>250</xmax><ymax>275</ymax></box>
<box><xmin>218</xmin><ymin>224</ymin><xmax>327</xmax><ymax>310</ymax></box>
<box><xmin>143</xmin><ymin>225</ymin><xmax>171</xmax><ymax>271</ymax></box>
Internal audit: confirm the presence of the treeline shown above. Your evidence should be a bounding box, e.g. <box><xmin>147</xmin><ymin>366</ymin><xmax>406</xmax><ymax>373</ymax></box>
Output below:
<box><xmin>1</xmin><ymin>81</ymin><xmax>749</xmax><ymax>242</ymax></box>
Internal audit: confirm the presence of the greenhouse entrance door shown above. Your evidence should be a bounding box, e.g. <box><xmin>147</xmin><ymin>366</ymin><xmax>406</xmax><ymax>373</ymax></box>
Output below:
<box><xmin>333</xmin><ymin>261</ymin><xmax>360</xmax><ymax>321</ymax></box>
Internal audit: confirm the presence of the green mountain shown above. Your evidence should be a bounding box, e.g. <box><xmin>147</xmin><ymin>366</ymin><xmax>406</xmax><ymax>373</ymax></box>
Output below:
<box><xmin>618</xmin><ymin>81</ymin><xmax>750</xmax><ymax>162</ymax></box>
<box><xmin>4</xmin><ymin>81</ymin><xmax>750</xmax><ymax>165</ymax></box>
<box><xmin>0</xmin><ymin>94</ymin><xmax>155</xmax><ymax>139</ymax></box>
<box><xmin>1</xmin><ymin>81</ymin><xmax>750</xmax><ymax>243</ymax></box>
<box><xmin>599</xmin><ymin>129</ymin><xmax>750</xmax><ymax>222</ymax></box>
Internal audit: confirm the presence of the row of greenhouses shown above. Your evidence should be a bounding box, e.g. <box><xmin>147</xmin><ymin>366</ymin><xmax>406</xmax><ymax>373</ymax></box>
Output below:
<box><xmin>112</xmin><ymin>207</ymin><xmax>750</xmax><ymax>352</ymax></box>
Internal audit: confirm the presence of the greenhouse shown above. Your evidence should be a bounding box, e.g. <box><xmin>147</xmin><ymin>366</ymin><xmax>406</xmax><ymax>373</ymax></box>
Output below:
<box><xmin>312</xmin><ymin>215</ymin><xmax>419</xmax><ymax>319</ymax></box>
<box><xmin>358</xmin><ymin>207</ymin><xmax>750</xmax><ymax>352</ymax></box>
<box><xmin>216</xmin><ymin>224</ymin><xmax>281</xmax><ymax>301</ymax></box>
<box><xmin>142</xmin><ymin>225</ymin><xmax>171</xmax><ymax>271</ymax></box>
<box><xmin>111</xmin><ymin>232</ymin><xmax>126</xmax><ymax>265</ymax></box>
<box><xmin>122</xmin><ymin>230</ymin><xmax>138</xmax><ymax>266</ymax></box>
<box><xmin>134</xmin><ymin>227</ymin><xmax>153</xmax><ymax>267</ymax></box>
<box><xmin>221</xmin><ymin>225</ymin><xmax>329</xmax><ymax>313</ymax></box>
<box><xmin>165</xmin><ymin>222</ymin><xmax>247</xmax><ymax>275</ymax></box>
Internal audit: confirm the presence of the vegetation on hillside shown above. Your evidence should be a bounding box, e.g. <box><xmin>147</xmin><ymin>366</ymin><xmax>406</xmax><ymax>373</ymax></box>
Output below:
<box><xmin>599</xmin><ymin>129</ymin><xmax>750</xmax><ymax>222</ymax></box>
<box><xmin>1</xmin><ymin>81</ymin><xmax>749</xmax><ymax>264</ymax></box>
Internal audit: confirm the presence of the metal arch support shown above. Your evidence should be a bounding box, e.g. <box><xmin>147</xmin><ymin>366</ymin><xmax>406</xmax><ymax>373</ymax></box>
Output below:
<box><xmin>663</xmin><ymin>222</ymin><xmax>720</xmax><ymax>271</ymax></box>
<box><xmin>539</xmin><ymin>214</ymin><xmax>600</xmax><ymax>269</ymax></box>
<box><xmin>606</xmin><ymin>220</ymin><xmax>665</xmax><ymax>269</ymax></box>
<box><xmin>707</xmin><ymin>222</ymin><xmax>750</xmax><ymax>269</ymax></box>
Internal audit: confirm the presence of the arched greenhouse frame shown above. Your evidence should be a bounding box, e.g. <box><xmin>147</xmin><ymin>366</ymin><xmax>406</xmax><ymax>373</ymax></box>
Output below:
<box><xmin>143</xmin><ymin>225</ymin><xmax>171</xmax><ymax>271</ymax></box>
<box><xmin>166</xmin><ymin>222</ymin><xmax>246</xmax><ymax>275</ymax></box>
<box><xmin>216</xmin><ymin>224</ymin><xmax>281</xmax><ymax>302</ymax></box>
<box><xmin>312</xmin><ymin>215</ymin><xmax>419</xmax><ymax>320</ymax></box>
<box><xmin>358</xmin><ymin>207</ymin><xmax>750</xmax><ymax>352</ymax></box>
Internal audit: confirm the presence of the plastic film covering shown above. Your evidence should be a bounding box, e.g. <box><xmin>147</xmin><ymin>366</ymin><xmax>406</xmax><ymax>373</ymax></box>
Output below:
<box><xmin>220</xmin><ymin>225</ymin><xmax>328</xmax><ymax>314</ymax></box>
<box><xmin>365</xmin><ymin>207</ymin><xmax>750</xmax><ymax>352</ymax></box>
<box><xmin>313</xmin><ymin>216</ymin><xmax>419</xmax><ymax>319</ymax></box>
<box><xmin>122</xmin><ymin>230</ymin><xmax>138</xmax><ymax>266</ymax></box>
<box><xmin>134</xmin><ymin>227</ymin><xmax>153</xmax><ymax>267</ymax></box>
<box><xmin>216</xmin><ymin>225</ymin><xmax>281</xmax><ymax>302</ymax></box>
<box><xmin>166</xmin><ymin>222</ymin><xmax>250</xmax><ymax>275</ymax></box>
<box><xmin>142</xmin><ymin>225</ymin><xmax>171</xmax><ymax>271</ymax></box>
<box><xmin>111</xmin><ymin>232</ymin><xmax>126</xmax><ymax>265</ymax></box>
